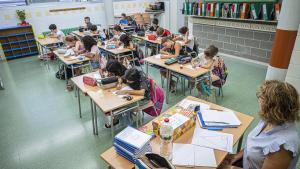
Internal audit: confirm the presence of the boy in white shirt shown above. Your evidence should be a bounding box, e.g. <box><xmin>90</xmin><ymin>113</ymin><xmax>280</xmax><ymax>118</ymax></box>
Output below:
<box><xmin>173</xmin><ymin>26</ymin><xmax>194</xmax><ymax>52</ymax></box>
<box><xmin>48</xmin><ymin>24</ymin><xmax>65</xmax><ymax>42</ymax></box>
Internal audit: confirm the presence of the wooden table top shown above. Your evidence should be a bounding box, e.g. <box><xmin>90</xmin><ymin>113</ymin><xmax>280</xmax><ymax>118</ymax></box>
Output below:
<box><xmin>100</xmin><ymin>96</ymin><xmax>254</xmax><ymax>169</ymax></box>
<box><xmin>72</xmin><ymin>31</ymin><xmax>99</xmax><ymax>38</ymax></box>
<box><xmin>144</xmin><ymin>56</ymin><xmax>210</xmax><ymax>78</ymax></box>
<box><xmin>109</xmin><ymin>25</ymin><xmax>136</xmax><ymax>30</ymax></box>
<box><xmin>87</xmin><ymin>87</ymin><xmax>144</xmax><ymax>113</ymax></box>
<box><xmin>132</xmin><ymin>34</ymin><xmax>162</xmax><ymax>44</ymax></box>
<box><xmin>54</xmin><ymin>50</ymin><xmax>90</xmax><ymax>65</ymax></box>
<box><xmin>71</xmin><ymin>72</ymin><xmax>100</xmax><ymax>93</ymax></box>
<box><xmin>36</xmin><ymin>37</ymin><xmax>62</xmax><ymax>46</ymax></box>
<box><xmin>98</xmin><ymin>44</ymin><xmax>133</xmax><ymax>55</ymax></box>
<box><xmin>72</xmin><ymin>71</ymin><xmax>144</xmax><ymax>112</ymax></box>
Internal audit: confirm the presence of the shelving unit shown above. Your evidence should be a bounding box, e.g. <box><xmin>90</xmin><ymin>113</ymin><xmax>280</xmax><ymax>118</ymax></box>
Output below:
<box><xmin>0</xmin><ymin>25</ymin><xmax>38</xmax><ymax>60</ymax></box>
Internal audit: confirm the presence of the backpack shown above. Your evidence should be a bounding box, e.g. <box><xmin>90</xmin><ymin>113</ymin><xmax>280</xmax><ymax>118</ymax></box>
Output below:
<box><xmin>55</xmin><ymin>64</ymin><xmax>73</xmax><ymax>80</ymax></box>
<box><xmin>212</xmin><ymin>56</ymin><xmax>228</xmax><ymax>87</ymax></box>
<box><xmin>143</xmin><ymin>78</ymin><xmax>164</xmax><ymax>117</ymax></box>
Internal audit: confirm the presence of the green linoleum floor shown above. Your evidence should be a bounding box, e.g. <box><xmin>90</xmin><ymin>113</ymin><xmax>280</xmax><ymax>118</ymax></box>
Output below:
<box><xmin>0</xmin><ymin>56</ymin><xmax>299</xmax><ymax>169</ymax></box>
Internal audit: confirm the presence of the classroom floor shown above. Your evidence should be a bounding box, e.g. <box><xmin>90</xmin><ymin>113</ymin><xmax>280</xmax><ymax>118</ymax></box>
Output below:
<box><xmin>0</xmin><ymin>56</ymin><xmax>299</xmax><ymax>169</ymax></box>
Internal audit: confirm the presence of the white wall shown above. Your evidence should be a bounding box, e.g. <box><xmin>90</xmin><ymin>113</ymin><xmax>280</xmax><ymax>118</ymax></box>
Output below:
<box><xmin>285</xmin><ymin>25</ymin><xmax>300</xmax><ymax>93</ymax></box>
<box><xmin>0</xmin><ymin>1</ymin><xmax>152</xmax><ymax>35</ymax></box>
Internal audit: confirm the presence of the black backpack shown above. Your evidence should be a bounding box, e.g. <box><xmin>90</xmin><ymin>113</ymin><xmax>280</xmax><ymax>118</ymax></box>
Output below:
<box><xmin>55</xmin><ymin>64</ymin><xmax>73</xmax><ymax>80</ymax></box>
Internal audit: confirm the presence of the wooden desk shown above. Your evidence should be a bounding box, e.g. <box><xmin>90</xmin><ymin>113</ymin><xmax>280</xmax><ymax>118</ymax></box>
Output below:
<box><xmin>36</xmin><ymin>37</ymin><xmax>63</xmax><ymax>69</ymax></box>
<box><xmin>36</xmin><ymin>37</ymin><xmax>62</xmax><ymax>46</ymax></box>
<box><xmin>144</xmin><ymin>56</ymin><xmax>210</xmax><ymax>104</ymax></box>
<box><xmin>98</xmin><ymin>43</ymin><xmax>133</xmax><ymax>61</ymax></box>
<box><xmin>71</xmin><ymin>72</ymin><xmax>101</xmax><ymax>134</ymax></box>
<box><xmin>87</xmin><ymin>84</ymin><xmax>144</xmax><ymax>136</ymax></box>
<box><xmin>72</xmin><ymin>31</ymin><xmax>99</xmax><ymax>39</ymax></box>
<box><xmin>54</xmin><ymin>50</ymin><xmax>91</xmax><ymax>85</ymax></box>
<box><xmin>101</xmin><ymin>96</ymin><xmax>254</xmax><ymax>169</ymax></box>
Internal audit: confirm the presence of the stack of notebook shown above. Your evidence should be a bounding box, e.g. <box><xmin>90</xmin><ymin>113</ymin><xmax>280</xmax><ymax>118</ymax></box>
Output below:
<box><xmin>197</xmin><ymin>109</ymin><xmax>241</xmax><ymax>130</ymax></box>
<box><xmin>114</xmin><ymin>126</ymin><xmax>152</xmax><ymax>163</ymax></box>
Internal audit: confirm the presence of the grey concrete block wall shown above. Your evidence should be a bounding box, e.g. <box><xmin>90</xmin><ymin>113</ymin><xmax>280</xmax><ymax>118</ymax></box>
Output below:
<box><xmin>193</xmin><ymin>24</ymin><xmax>275</xmax><ymax>63</ymax></box>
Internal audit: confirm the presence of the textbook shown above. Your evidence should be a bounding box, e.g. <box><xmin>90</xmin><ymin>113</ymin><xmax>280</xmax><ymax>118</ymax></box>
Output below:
<box><xmin>262</xmin><ymin>3</ymin><xmax>274</xmax><ymax>21</ymax></box>
<box><xmin>114</xmin><ymin>126</ymin><xmax>152</xmax><ymax>162</ymax></box>
<box><xmin>241</xmin><ymin>3</ymin><xmax>250</xmax><ymax>19</ymax></box>
<box><xmin>250</xmin><ymin>3</ymin><xmax>261</xmax><ymax>20</ymax></box>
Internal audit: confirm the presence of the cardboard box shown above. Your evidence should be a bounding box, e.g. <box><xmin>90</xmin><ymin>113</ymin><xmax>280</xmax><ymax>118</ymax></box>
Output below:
<box><xmin>152</xmin><ymin>107</ymin><xmax>196</xmax><ymax>140</ymax></box>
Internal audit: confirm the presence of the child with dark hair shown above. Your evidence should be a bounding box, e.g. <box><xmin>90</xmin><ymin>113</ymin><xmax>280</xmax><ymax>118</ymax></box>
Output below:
<box><xmin>82</xmin><ymin>35</ymin><xmax>107</xmax><ymax>73</ymax></box>
<box><xmin>148</xmin><ymin>18</ymin><xmax>159</xmax><ymax>32</ymax></box>
<box><xmin>109</xmin><ymin>25</ymin><xmax>126</xmax><ymax>42</ymax></box>
<box><xmin>48</xmin><ymin>24</ymin><xmax>65</xmax><ymax>41</ymax></box>
<box><xmin>127</xmin><ymin>16</ymin><xmax>137</xmax><ymax>27</ymax></box>
<box><xmin>90</xmin><ymin>25</ymin><xmax>98</xmax><ymax>34</ymax></box>
<box><xmin>119</xmin><ymin>13</ymin><xmax>128</xmax><ymax>25</ymax></box>
<box><xmin>173</xmin><ymin>26</ymin><xmax>194</xmax><ymax>52</ymax></box>
<box><xmin>105</xmin><ymin>68</ymin><xmax>150</xmax><ymax>128</ymax></box>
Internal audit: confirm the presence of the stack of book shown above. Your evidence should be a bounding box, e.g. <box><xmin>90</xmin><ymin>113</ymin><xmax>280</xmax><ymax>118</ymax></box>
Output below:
<box><xmin>182</xmin><ymin>1</ymin><xmax>281</xmax><ymax>21</ymax></box>
<box><xmin>114</xmin><ymin>126</ymin><xmax>152</xmax><ymax>163</ymax></box>
<box><xmin>197</xmin><ymin>109</ymin><xmax>241</xmax><ymax>130</ymax></box>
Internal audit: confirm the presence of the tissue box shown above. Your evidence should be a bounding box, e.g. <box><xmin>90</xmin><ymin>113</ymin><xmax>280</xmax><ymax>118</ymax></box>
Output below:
<box><xmin>152</xmin><ymin>108</ymin><xmax>196</xmax><ymax>140</ymax></box>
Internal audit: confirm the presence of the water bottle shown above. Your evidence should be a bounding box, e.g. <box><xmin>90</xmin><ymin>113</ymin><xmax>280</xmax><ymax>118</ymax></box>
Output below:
<box><xmin>160</xmin><ymin>118</ymin><xmax>173</xmax><ymax>160</ymax></box>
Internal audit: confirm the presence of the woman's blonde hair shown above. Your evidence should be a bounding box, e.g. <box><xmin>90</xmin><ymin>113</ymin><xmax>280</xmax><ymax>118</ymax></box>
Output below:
<box><xmin>257</xmin><ymin>80</ymin><xmax>300</xmax><ymax>125</ymax></box>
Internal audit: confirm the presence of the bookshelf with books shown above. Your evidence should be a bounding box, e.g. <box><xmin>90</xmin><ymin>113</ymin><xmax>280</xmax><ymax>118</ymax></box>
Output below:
<box><xmin>0</xmin><ymin>25</ymin><xmax>38</xmax><ymax>60</ymax></box>
<box><xmin>182</xmin><ymin>1</ymin><xmax>281</xmax><ymax>24</ymax></box>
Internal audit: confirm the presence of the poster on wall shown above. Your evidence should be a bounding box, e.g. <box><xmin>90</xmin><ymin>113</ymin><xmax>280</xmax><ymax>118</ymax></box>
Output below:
<box><xmin>204</xmin><ymin>0</ymin><xmax>277</xmax><ymax>2</ymax></box>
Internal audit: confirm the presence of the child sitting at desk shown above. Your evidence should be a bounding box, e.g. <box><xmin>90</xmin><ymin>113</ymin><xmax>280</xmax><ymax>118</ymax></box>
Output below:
<box><xmin>221</xmin><ymin>80</ymin><xmax>300</xmax><ymax>169</ymax></box>
<box><xmin>82</xmin><ymin>35</ymin><xmax>107</xmax><ymax>74</ymax></box>
<box><xmin>108</xmin><ymin>25</ymin><xmax>126</xmax><ymax>43</ymax></box>
<box><xmin>119</xmin><ymin>34</ymin><xmax>141</xmax><ymax>66</ymax></box>
<box><xmin>156</xmin><ymin>27</ymin><xmax>171</xmax><ymax>38</ymax></box>
<box><xmin>191</xmin><ymin>45</ymin><xmax>218</xmax><ymax>69</ymax></box>
<box><xmin>127</xmin><ymin>16</ymin><xmax>137</xmax><ymax>27</ymax></box>
<box><xmin>119</xmin><ymin>13</ymin><xmax>129</xmax><ymax>25</ymax></box>
<box><xmin>159</xmin><ymin>37</ymin><xmax>184</xmax><ymax>92</ymax></box>
<box><xmin>90</xmin><ymin>25</ymin><xmax>99</xmax><ymax>34</ymax></box>
<box><xmin>148</xmin><ymin>18</ymin><xmax>159</xmax><ymax>32</ymax></box>
<box><xmin>65</xmin><ymin>35</ymin><xmax>85</xmax><ymax>55</ymax></box>
<box><xmin>48</xmin><ymin>24</ymin><xmax>65</xmax><ymax>41</ymax></box>
<box><xmin>173</xmin><ymin>26</ymin><xmax>194</xmax><ymax>53</ymax></box>
<box><xmin>190</xmin><ymin>45</ymin><xmax>218</xmax><ymax>95</ymax></box>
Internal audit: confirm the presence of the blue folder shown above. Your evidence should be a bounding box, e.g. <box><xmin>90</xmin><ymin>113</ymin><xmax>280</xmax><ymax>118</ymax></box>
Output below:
<box><xmin>197</xmin><ymin>111</ymin><xmax>239</xmax><ymax>130</ymax></box>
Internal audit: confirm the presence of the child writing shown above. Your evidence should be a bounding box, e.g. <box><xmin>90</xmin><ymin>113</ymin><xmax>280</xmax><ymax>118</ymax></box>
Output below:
<box><xmin>65</xmin><ymin>35</ymin><xmax>85</xmax><ymax>55</ymax></box>
<box><xmin>48</xmin><ymin>24</ymin><xmax>65</xmax><ymax>41</ymax></box>
<box><xmin>191</xmin><ymin>45</ymin><xmax>218</xmax><ymax>69</ymax></box>
<box><xmin>173</xmin><ymin>26</ymin><xmax>194</xmax><ymax>52</ymax></box>
<box><xmin>82</xmin><ymin>35</ymin><xmax>107</xmax><ymax>74</ymax></box>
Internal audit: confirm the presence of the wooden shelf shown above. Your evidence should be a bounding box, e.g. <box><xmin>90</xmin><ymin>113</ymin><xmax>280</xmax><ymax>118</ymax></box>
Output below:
<box><xmin>0</xmin><ymin>25</ymin><xmax>38</xmax><ymax>60</ymax></box>
<box><xmin>190</xmin><ymin>15</ymin><xmax>278</xmax><ymax>25</ymax></box>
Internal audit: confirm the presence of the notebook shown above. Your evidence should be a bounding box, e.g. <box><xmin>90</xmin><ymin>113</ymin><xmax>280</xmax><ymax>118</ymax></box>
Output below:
<box><xmin>172</xmin><ymin>143</ymin><xmax>217</xmax><ymax>167</ymax></box>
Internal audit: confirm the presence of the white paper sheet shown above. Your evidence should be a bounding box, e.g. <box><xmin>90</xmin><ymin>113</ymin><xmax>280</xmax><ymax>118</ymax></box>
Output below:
<box><xmin>177</xmin><ymin>99</ymin><xmax>210</xmax><ymax>112</ymax></box>
<box><xmin>168</xmin><ymin>113</ymin><xmax>189</xmax><ymax>129</ymax></box>
<box><xmin>192</xmin><ymin>123</ymin><xmax>233</xmax><ymax>153</ymax></box>
<box><xmin>172</xmin><ymin>143</ymin><xmax>217</xmax><ymax>167</ymax></box>
<box><xmin>112</xmin><ymin>86</ymin><xmax>133</xmax><ymax>97</ymax></box>
<box><xmin>154</xmin><ymin>54</ymin><xmax>161</xmax><ymax>59</ymax></box>
<box><xmin>201</xmin><ymin>109</ymin><xmax>241</xmax><ymax>126</ymax></box>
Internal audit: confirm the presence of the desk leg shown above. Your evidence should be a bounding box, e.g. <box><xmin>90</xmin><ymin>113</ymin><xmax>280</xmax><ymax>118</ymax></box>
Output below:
<box><xmin>146</xmin><ymin>61</ymin><xmax>149</xmax><ymax>77</ymax></box>
<box><xmin>77</xmin><ymin>87</ymin><xmax>82</xmax><ymax>118</ymax></box>
<box><xmin>94</xmin><ymin>103</ymin><xmax>98</xmax><ymax>135</ymax></box>
<box><xmin>237</xmin><ymin>134</ymin><xmax>244</xmax><ymax>152</ymax></box>
<box><xmin>64</xmin><ymin>64</ymin><xmax>68</xmax><ymax>85</ymax></box>
<box><xmin>90</xmin><ymin>98</ymin><xmax>96</xmax><ymax>135</ymax></box>
<box><xmin>166</xmin><ymin>70</ymin><xmax>171</xmax><ymax>104</ymax></box>
<box><xmin>111</xmin><ymin>111</ymin><xmax>114</xmax><ymax>137</ymax></box>
<box><xmin>136</xmin><ymin>102</ymin><xmax>140</xmax><ymax>128</ymax></box>
<box><xmin>145</xmin><ymin>43</ymin><xmax>148</xmax><ymax>57</ymax></box>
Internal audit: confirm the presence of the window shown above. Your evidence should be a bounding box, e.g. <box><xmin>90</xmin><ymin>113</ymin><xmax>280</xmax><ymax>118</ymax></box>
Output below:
<box><xmin>0</xmin><ymin>0</ymin><xmax>26</xmax><ymax>7</ymax></box>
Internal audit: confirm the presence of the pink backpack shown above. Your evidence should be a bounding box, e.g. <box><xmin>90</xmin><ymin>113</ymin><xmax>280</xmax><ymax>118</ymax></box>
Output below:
<box><xmin>143</xmin><ymin>78</ymin><xmax>164</xmax><ymax>117</ymax></box>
